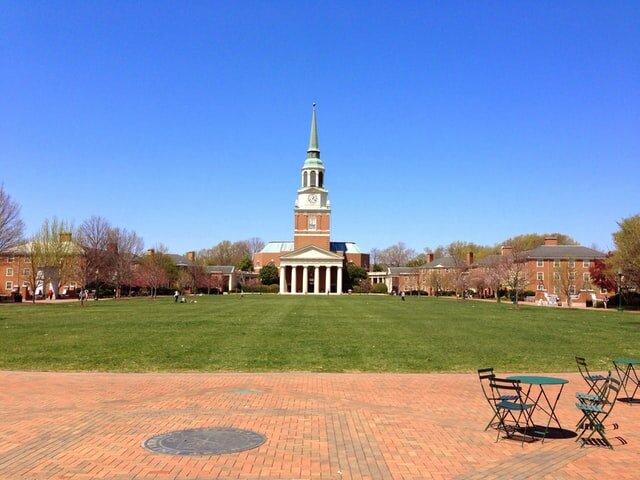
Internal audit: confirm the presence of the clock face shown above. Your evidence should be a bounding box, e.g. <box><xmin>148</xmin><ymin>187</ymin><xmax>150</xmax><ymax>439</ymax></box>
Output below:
<box><xmin>308</xmin><ymin>194</ymin><xmax>318</xmax><ymax>203</ymax></box>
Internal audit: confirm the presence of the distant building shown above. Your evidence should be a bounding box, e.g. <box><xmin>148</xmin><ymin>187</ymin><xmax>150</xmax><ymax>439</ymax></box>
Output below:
<box><xmin>253</xmin><ymin>105</ymin><xmax>369</xmax><ymax>294</ymax></box>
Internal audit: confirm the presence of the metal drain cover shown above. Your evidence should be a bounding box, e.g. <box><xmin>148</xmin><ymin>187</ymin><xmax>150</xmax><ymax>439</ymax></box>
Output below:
<box><xmin>143</xmin><ymin>427</ymin><xmax>266</xmax><ymax>456</ymax></box>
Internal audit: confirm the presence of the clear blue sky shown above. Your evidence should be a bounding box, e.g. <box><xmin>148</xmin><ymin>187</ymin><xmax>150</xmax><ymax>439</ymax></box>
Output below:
<box><xmin>2</xmin><ymin>1</ymin><xmax>639</xmax><ymax>255</ymax></box>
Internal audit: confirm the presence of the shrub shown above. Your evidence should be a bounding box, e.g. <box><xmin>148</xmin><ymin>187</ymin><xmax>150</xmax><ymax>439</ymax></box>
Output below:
<box><xmin>371</xmin><ymin>283</ymin><xmax>389</xmax><ymax>294</ymax></box>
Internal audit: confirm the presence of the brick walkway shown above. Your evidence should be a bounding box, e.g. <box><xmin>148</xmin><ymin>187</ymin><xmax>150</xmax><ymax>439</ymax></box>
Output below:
<box><xmin>0</xmin><ymin>371</ymin><xmax>637</xmax><ymax>479</ymax></box>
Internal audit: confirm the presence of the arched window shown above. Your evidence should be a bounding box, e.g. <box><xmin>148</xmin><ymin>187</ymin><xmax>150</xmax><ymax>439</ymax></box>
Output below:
<box><xmin>303</xmin><ymin>171</ymin><xmax>308</xmax><ymax>187</ymax></box>
<box><xmin>310</xmin><ymin>171</ymin><xmax>317</xmax><ymax>186</ymax></box>
<box><xmin>318</xmin><ymin>171</ymin><xmax>324</xmax><ymax>188</ymax></box>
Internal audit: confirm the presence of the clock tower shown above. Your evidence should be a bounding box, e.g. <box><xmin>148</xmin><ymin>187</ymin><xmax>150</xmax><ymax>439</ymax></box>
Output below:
<box><xmin>294</xmin><ymin>104</ymin><xmax>331</xmax><ymax>251</ymax></box>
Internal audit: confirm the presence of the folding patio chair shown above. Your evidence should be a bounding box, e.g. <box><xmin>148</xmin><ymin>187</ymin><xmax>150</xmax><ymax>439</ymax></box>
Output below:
<box><xmin>575</xmin><ymin>370</ymin><xmax>613</xmax><ymax>429</ymax></box>
<box><xmin>489</xmin><ymin>377</ymin><xmax>535</xmax><ymax>445</ymax></box>
<box><xmin>576</xmin><ymin>376</ymin><xmax>621</xmax><ymax>449</ymax></box>
<box><xmin>477</xmin><ymin>368</ymin><xmax>518</xmax><ymax>431</ymax></box>
<box><xmin>575</xmin><ymin>356</ymin><xmax>608</xmax><ymax>396</ymax></box>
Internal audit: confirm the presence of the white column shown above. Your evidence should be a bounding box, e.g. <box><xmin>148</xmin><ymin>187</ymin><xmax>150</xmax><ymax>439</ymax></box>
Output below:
<box><xmin>337</xmin><ymin>266</ymin><xmax>343</xmax><ymax>294</ymax></box>
<box><xmin>291</xmin><ymin>266</ymin><xmax>297</xmax><ymax>294</ymax></box>
<box><xmin>325</xmin><ymin>266</ymin><xmax>332</xmax><ymax>293</ymax></box>
<box><xmin>302</xmin><ymin>266</ymin><xmax>309</xmax><ymax>294</ymax></box>
<box><xmin>314</xmin><ymin>266</ymin><xmax>320</xmax><ymax>294</ymax></box>
<box><xmin>279</xmin><ymin>266</ymin><xmax>286</xmax><ymax>294</ymax></box>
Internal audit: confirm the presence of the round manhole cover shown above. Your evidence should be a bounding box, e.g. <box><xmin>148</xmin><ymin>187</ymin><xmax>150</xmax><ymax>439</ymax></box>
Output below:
<box><xmin>143</xmin><ymin>428</ymin><xmax>266</xmax><ymax>456</ymax></box>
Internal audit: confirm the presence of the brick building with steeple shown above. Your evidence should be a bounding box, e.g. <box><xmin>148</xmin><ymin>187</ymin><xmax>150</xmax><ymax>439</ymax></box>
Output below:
<box><xmin>253</xmin><ymin>105</ymin><xmax>369</xmax><ymax>294</ymax></box>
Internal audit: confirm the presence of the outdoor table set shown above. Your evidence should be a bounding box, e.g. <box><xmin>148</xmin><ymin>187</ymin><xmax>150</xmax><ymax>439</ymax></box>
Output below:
<box><xmin>478</xmin><ymin>369</ymin><xmax>569</xmax><ymax>445</ymax></box>
<box><xmin>612</xmin><ymin>358</ymin><xmax>640</xmax><ymax>405</ymax></box>
<box><xmin>479</xmin><ymin>356</ymin><xmax>640</xmax><ymax>448</ymax></box>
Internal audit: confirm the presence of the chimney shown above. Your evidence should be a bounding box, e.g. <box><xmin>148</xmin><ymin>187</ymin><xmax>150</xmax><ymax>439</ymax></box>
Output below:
<box><xmin>544</xmin><ymin>236</ymin><xmax>558</xmax><ymax>246</ymax></box>
<box><xmin>467</xmin><ymin>252</ymin><xmax>474</xmax><ymax>265</ymax></box>
<box><xmin>426</xmin><ymin>253</ymin><xmax>434</xmax><ymax>263</ymax></box>
<box><xmin>147</xmin><ymin>248</ymin><xmax>155</xmax><ymax>256</ymax></box>
<box><xmin>59</xmin><ymin>232</ymin><xmax>72</xmax><ymax>242</ymax></box>
<box><xmin>186</xmin><ymin>251</ymin><xmax>195</xmax><ymax>262</ymax></box>
<box><xmin>501</xmin><ymin>246</ymin><xmax>513</xmax><ymax>256</ymax></box>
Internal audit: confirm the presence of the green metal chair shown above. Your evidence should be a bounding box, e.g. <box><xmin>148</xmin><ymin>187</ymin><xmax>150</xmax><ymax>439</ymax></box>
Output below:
<box><xmin>575</xmin><ymin>370</ymin><xmax>613</xmax><ymax>429</ymax></box>
<box><xmin>576</xmin><ymin>376</ymin><xmax>621</xmax><ymax>449</ymax></box>
<box><xmin>489</xmin><ymin>377</ymin><xmax>535</xmax><ymax>445</ymax></box>
<box><xmin>575</xmin><ymin>356</ymin><xmax>608</xmax><ymax>397</ymax></box>
<box><xmin>477</xmin><ymin>368</ymin><xmax>518</xmax><ymax>431</ymax></box>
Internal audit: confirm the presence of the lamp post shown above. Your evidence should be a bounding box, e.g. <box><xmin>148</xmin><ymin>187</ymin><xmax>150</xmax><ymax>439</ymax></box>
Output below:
<box><xmin>95</xmin><ymin>268</ymin><xmax>99</xmax><ymax>301</ymax></box>
<box><xmin>617</xmin><ymin>268</ymin><xmax>623</xmax><ymax>312</ymax></box>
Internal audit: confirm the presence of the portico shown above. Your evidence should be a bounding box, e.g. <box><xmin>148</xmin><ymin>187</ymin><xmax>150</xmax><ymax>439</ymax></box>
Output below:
<box><xmin>279</xmin><ymin>245</ymin><xmax>344</xmax><ymax>294</ymax></box>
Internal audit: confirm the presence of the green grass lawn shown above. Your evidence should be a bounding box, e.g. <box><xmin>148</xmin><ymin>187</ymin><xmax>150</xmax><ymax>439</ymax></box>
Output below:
<box><xmin>1</xmin><ymin>295</ymin><xmax>637</xmax><ymax>373</ymax></box>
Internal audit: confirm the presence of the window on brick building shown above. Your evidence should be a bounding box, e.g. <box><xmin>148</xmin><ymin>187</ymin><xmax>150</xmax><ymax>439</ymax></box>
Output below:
<box><xmin>569</xmin><ymin>260</ymin><xmax>575</xmax><ymax>268</ymax></box>
<box><xmin>554</xmin><ymin>259</ymin><xmax>560</xmax><ymax>267</ymax></box>
<box><xmin>6</xmin><ymin>268</ymin><xmax>13</xmax><ymax>276</ymax></box>
<box><xmin>583</xmin><ymin>272</ymin><xmax>590</xmax><ymax>281</ymax></box>
<box><xmin>5</xmin><ymin>281</ymin><xmax>12</xmax><ymax>290</ymax></box>
<box><xmin>7</xmin><ymin>256</ymin><xmax>14</xmax><ymax>263</ymax></box>
<box><xmin>569</xmin><ymin>285</ymin><xmax>576</xmax><ymax>295</ymax></box>
<box><xmin>583</xmin><ymin>260</ymin><xmax>590</xmax><ymax>268</ymax></box>
<box><xmin>537</xmin><ymin>284</ymin><xmax>545</xmax><ymax>291</ymax></box>
<box><xmin>308</xmin><ymin>216</ymin><xmax>316</xmax><ymax>230</ymax></box>
<box><xmin>537</xmin><ymin>272</ymin><xmax>544</xmax><ymax>281</ymax></box>
<box><xmin>537</xmin><ymin>259</ymin><xmax>543</xmax><ymax>267</ymax></box>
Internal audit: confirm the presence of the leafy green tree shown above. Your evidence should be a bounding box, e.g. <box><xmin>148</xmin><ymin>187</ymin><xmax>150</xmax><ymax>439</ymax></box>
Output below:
<box><xmin>237</xmin><ymin>255</ymin><xmax>254</xmax><ymax>272</ymax></box>
<box><xmin>345</xmin><ymin>263</ymin><xmax>368</xmax><ymax>289</ymax></box>
<box><xmin>259</xmin><ymin>263</ymin><xmax>279</xmax><ymax>285</ymax></box>
<box><xmin>405</xmin><ymin>253</ymin><xmax>426</xmax><ymax>267</ymax></box>
<box><xmin>31</xmin><ymin>217</ymin><xmax>78</xmax><ymax>299</ymax></box>
<box><xmin>500</xmin><ymin>233</ymin><xmax>577</xmax><ymax>252</ymax></box>
<box><xmin>611</xmin><ymin>214</ymin><xmax>640</xmax><ymax>289</ymax></box>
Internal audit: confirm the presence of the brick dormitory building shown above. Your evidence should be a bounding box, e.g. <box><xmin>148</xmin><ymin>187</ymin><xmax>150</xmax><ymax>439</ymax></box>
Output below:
<box><xmin>373</xmin><ymin>236</ymin><xmax>611</xmax><ymax>305</ymax></box>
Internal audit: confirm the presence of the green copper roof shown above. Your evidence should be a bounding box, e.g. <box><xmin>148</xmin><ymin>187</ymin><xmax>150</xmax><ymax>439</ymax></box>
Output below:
<box><xmin>303</xmin><ymin>103</ymin><xmax>325</xmax><ymax>169</ymax></box>
<box><xmin>308</xmin><ymin>103</ymin><xmax>320</xmax><ymax>153</ymax></box>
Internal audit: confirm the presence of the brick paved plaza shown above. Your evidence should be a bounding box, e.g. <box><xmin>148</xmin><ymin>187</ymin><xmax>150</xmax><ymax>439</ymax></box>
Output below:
<box><xmin>0</xmin><ymin>371</ymin><xmax>637</xmax><ymax>479</ymax></box>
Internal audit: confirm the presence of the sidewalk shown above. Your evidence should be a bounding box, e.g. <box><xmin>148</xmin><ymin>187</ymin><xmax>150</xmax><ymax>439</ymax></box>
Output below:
<box><xmin>0</xmin><ymin>371</ymin><xmax>637</xmax><ymax>479</ymax></box>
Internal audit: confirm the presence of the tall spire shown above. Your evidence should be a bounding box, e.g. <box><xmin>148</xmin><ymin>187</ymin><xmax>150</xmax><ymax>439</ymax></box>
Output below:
<box><xmin>307</xmin><ymin>103</ymin><xmax>320</xmax><ymax>156</ymax></box>
<box><xmin>302</xmin><ymin>103</ymin><xmax>324</xmax><ymax>169</ymax></box>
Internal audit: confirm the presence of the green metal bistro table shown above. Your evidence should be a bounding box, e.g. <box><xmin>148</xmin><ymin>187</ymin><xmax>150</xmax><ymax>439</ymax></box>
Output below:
<box><xmin>507</xmin><ymin>375</ymin><xmax>569</xmax><ymax>443</ymax></box>
<box><xmin>612</xmin><ymin>358</ymin><xmax>640</xmax><ymax>404</ymax></box>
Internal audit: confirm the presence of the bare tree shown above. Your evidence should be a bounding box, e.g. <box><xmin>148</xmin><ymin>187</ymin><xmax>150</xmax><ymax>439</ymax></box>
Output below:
<box><xmin>245</xmin><ymin>237</ymin><xmax>266</xmax><ymax>257</ymax></box>
<box><xmin>19</xmin><ymin>240</ymin><xmax>44</xmax><ymax>303</ymax></box>
<box><xmin>501</xmin><ymin>249</ymin><xmax>529</xmax><ymax>305</ymax></box>
<box><xmin>201</xmin><ymin>240</ymin><xmax>252</xmax><ymax>266</ymax></box>
<box><xmin>78</xmin><ymin>216</ymin><xmax>114</xmax><ymax>293</ymax></box>
<box><xmin>376</xmin><ymin>242</ymin><xmax>416</xmax><ymax>267</ymax></box>
<box><xmin>111</xmin><ymin>228</ymin><xmax>144</xmax><ymax>294</ymax></box>
<box><xmin>0</xmin><ymin>186</ymin><xmax>25</xmax><ymax>253</ymax></box>
<box><xmin>554</xmin><ymin>258</ymin><xmax>577</xmax><ymax>307</ymax></box>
